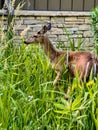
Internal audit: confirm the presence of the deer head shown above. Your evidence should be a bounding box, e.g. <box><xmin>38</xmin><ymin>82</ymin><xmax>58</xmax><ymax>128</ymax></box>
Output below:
<box><xmin>24</xmin><ymin>23</ymin><xmax>51</xmax><ymax>44</ymax></box>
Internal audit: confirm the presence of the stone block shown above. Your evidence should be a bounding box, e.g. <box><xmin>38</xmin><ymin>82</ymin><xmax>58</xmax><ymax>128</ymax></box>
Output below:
<box><xmin>83</xmin><ymin>38</ymin><xmax>94</xmax><ymax>47</ymax></box>
<box><xmin>15</xmin><ymin>19</ymin><xmax>23</xmax><ymax>25</ymax></box>
<box><xmin>14</xmin><ymin>25</ymin><xmax>27</xmax><ymax>31</ymax></box>
<box><xmin>85</xmin><ymin>18</ymin><xmax>91</xmax><ymax>24</ymax></box>
<box><xmin>58</xmin><ymin>35</ymin><xmax>68</xmax><ymax>41</ymax></box>
<box><xmin>65</xmin><ymin>17</ymin><xmax>77</xmax><ymax>22</ymax></box>
<box><xmin>79</xmin><ymin>25</ymin><xmax>90</xmax><ymax>30</ymax></box>
<box><xmin>51</xmin><ymin>17</ymin><xmax>65</xmax><ymax>23</ymax></box>
<box><xmin>36</xmin><ymin>16</ymin><xmax>50</xmax><ymax>20</ymax></box>
<box><xmin>67</xmin><ymin>27</ymin><xmax>79</xmax><ymax>32</ymax></box>
<box><xmin>83</xmin><ymin>31</ymin><xmax>93</xmax><ymax>38</ymax></box>
<box><xmin>24</xmin><ymin>19</ymin><xmax>41</xmax><ymax>25</ymax></box>
<box><xmin>51</xmin><ymin>27</ymin><xmax>64</xmax><ymax>34</ymax></box>
<box><xmin>77</xmin><ymin>16</ymin><xmax>85</xmax><ymax>21</ymax></box>
<box><xmin>48</xmin><ymin>35</ymin><xmax>58</xmax><ymax>42</ymax></box>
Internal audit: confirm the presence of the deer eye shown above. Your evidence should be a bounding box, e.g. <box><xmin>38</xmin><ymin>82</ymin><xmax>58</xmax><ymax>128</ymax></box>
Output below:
<box><xmin>38</xmin><ymin>31</ymin><xmax>41</xmax><ymax>34</ymax></box>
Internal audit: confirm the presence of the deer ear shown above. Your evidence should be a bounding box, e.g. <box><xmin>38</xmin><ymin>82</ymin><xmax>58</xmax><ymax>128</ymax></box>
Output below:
<box><xmin>38</xmin><ymin>23</ymin><xmax>51</xmax><ymax>34</ymax></box>
<box><xmin>42</xmin><ymin>23</ymin><xmax>51</xmax><ymax>34</ymax></box>
<box><xmin>46</xmin><ymin>23</ymin><xmax>51</xmax><ymax>30</ymax></box>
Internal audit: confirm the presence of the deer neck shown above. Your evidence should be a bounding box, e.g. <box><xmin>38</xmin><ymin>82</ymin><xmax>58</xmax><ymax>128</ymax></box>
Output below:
<box><xmin>41</xmin><ymin>36</ymin><xmax>59</xmax><ymax>62</ymax></box>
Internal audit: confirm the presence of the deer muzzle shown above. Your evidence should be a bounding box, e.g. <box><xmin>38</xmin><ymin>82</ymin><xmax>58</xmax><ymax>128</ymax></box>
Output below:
<box><xmin>24</xmin><ymin>40</ymin><xmax>30</xmax><ymax>44</ymax></box>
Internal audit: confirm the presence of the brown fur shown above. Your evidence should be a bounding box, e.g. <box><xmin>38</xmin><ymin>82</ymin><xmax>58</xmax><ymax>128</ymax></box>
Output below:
<box><xmin>24</xmin><ymin>23</ymin><xmax>98</xmax><ymax>85</ymax></box>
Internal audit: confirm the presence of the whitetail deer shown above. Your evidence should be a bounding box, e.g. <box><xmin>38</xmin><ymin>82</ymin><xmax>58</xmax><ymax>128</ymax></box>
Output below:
<box><xmin>24</xmin><ymin>23</ymin><xmax>98</xmax><ymax>86</ymax></box>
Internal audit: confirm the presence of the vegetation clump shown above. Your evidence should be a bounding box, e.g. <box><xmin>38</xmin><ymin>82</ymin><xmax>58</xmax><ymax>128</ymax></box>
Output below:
<box><xmin>0</xmin><ymin>4</ymin><xmax>98</xmax><ymax>130</ymax></box>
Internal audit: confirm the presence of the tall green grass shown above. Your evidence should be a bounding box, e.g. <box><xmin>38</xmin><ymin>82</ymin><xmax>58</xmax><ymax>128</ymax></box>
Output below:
<box><xmin>0</xmin><ymin>14</ymin><xmax>98</xmax><ymax>130</ymax></box>
<box><xmin>91</xmin><ymin>7</ymin><xmax>98</xmax><ymax>55</ymax></box>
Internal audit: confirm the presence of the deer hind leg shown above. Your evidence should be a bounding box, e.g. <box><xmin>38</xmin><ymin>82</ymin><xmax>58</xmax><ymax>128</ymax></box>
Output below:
<box><xmin>80</xmin><ymin>61</ymin><xmax>93</xmax><ymax>82</ymax></box>
<box><xmin>53</xmin><ymin>71</ymin><xmax>61</xmax><ymax>85</ymax></box>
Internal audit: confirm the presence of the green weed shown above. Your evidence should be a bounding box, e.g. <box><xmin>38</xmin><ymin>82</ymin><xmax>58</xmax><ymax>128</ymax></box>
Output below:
<box><xmin>0</xmin><ymin>8</ymin><xmax>98</xmax><ymax>130</ymax></box>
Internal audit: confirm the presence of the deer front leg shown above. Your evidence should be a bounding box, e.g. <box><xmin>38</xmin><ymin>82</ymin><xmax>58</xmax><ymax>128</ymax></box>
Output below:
<box><xmin>53</xmin><ymin>71</ymin><xmax>61</xmax><ymax>85</ymax></box>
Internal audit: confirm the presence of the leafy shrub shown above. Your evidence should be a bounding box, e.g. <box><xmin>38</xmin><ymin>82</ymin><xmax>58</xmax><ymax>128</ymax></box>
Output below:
<box><xmin>91</xmin><ymin>7</ymin><xmax>98</xmax><ymax>54</ymax></box>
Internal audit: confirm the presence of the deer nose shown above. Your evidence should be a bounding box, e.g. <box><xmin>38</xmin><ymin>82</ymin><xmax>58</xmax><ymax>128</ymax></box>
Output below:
<box><xmin>24</xmin><ymin>40</ymin><xmax>29</xmax><ymax>44</ymax></box>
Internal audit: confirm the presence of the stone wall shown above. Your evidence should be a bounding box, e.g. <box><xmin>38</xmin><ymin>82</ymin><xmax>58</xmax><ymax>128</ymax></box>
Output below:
<box><xmin>0</xmin><ymin>10</ymin><xmax>94</xmax><ymax>48</ymax></box>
